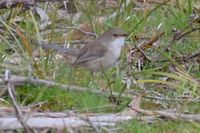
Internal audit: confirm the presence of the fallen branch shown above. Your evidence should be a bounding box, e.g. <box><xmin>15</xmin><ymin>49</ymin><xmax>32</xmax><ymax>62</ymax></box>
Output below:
<box><xmin>1</xmin><ymin>91</ymin><xmax>200</xmax><ymax>130</ymax></box>
<box><xmin>1</xmin><ymin>75</ymin><xmax>199</xmax><ymax>103</ymax></box>
<box><xmin>0</xmin><ymin>75</ymin><xmax>135</xmax><ymax>99</ymax></box>
<box><xmin>130</xmin><ymin>107</ymin><xmax>200</xmax><ymax>122</ymax></box>
<box><xmin>0</xmin><ymin>113</ymin><xmax>133</xmax><ymax>130</ymax></box>
<box><xmin>0</xmin><ymin>0</ymin><xmax>34</xmax><ymax>8</ymax></box>
<box><xmin>0</xmin><ymin>0</ymin><xmax>69</xmax><ymax>9</ymax></box>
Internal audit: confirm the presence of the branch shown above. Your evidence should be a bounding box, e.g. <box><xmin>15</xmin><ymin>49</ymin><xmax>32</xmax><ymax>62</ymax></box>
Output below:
<box><xmin>0</xmin><ymin>0</ymin><xmax>69</xmax><ymax>9</ymax></box>
<box><xmin>0</xmin><ymin>0</ymin><xmax>35</xmax><ymax>9</ymax></box>
<box><xmin>1</xmin><ymin>75</ymin><xmax>199</xmax><ymax>103</ymax></box>
<box><xmin>57</xmin><ymin>26</ymin><xmax>97</xmax><ymax>37</ymax></box>
<box><xmin>4</xmin><ymin>70</ymin><xmax>32</xmax><ymax>132</ymax></box>
<box><xmin>0</xmin><ymin>75</ymin><xmax>134</xmax><ymax>99</ymax></box>
<box><xmin>130</xmin><ymin>107</ymin><xmax>200</xmax><ymax>122</ymax></box>
<box><xmin>0</xmin><ymin>113</ymin><xmax>133</xmax><ymax>130</ymax></box>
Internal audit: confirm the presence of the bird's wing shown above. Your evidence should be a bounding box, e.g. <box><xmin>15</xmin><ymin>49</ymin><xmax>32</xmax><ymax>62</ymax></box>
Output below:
<box><xmin>73</xmin><ymin>41</ymin><xmax>107</xmax><ymax>64</ymax></box>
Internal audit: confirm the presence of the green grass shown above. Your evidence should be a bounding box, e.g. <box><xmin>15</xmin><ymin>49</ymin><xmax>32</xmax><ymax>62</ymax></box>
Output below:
<box><xmin>14</xmin><ymin>84</ymin><xmax>130</xmax><ymax>113</ymax></box>
<box><xmin>118</xmin><ymin>120</ymin><xmax>200</xmax><ymax>133</ymax></box>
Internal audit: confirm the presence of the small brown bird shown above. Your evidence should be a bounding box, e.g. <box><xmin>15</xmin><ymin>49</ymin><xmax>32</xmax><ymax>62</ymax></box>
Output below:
<box><xmin>41</xmin><ymin>28</ymin><xmax>127</xmax><ymax>72</ymax></box>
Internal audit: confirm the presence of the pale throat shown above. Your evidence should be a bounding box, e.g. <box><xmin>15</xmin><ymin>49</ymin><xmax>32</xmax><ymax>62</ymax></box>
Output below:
<box><xmin>108</xmin><ymin>37</ymin><xmax>125</xmax><ymax>58</ymax></box>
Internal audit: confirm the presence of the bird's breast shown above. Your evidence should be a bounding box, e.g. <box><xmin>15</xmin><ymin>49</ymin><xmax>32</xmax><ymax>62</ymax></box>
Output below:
<box><xmin>108</xmin><ymin>46</ymin><xmax>121</xmax><ymax>60</ymax></box>
<box><xmin>107</xmin><ymin>38</ymin><xmax>125</xmax><ymax>59</ymax></box>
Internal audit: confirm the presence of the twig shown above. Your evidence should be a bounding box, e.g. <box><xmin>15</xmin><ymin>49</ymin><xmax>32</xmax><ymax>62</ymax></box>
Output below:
<box><xmin>57</xmin><ymin>26</ymin><xmax>97</xmax><ymax>37</ymax></box>
<box><xmin>136</xmin><ymin>45</ymin><xmax>152</xmax><ymax>61</ymax></box>
<box><xmin>0</xmin><ymin>75</ymin><xmax>134</xmax><ymax>98</ymax></box>
<box><xmin>165</xmin><ymin>26</ymin><xmax>200</xmax><ymax>51</ymax></box>
<box><xmin>4</xmin><ymin>70</ymin><xmax>32</xmax><ymax>133</ymax></box>
<box><xmin>173</xmin><ymin>26</ymin><xmax>200</xmax><ymax>41</ymax></box>
<box><xmin>178</xmin><ymin>50</ymin><xmax>200</xmax><ymax>62</ymax></box>
<box><xmin>0</xmin><ymin>0</ymin><xmax>34</xmax><ymax>8</ymax></box>
<box><xmin>1</xmin><ymin>75</ymin><xmax>200</xmax><ymax>103</ymax></box>
<box><xmin>127</xmin><ymin>94</ymin><xmax>200</xmax><ymax>122</ymax></box>
<box><xmin>130</xmin><ymin>106</ymin><xmax>200</xmax><ymax>122</ymax></box>
<box><xmin>0</xmin><ymin>0</ymin><xmax>70</xmax><ymax>9</ymax></box>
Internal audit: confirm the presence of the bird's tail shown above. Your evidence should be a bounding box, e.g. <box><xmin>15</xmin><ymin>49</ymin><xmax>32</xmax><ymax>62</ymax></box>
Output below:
<box><xmin>40</xmin><ymin>43</ymin><xmax>80</xmax><ymax>56</ymax></box>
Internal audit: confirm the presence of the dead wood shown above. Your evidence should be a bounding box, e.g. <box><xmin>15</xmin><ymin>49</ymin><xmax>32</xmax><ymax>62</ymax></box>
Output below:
<box><xmin>0</xmin><ymin>0</ymin><xmax>69</xmax><ymax>9</ymax></box>
<box><xmin>130</xmin><ymin>106</ymin><xmax>200</xmax><ymax>122</ymax></box>
<box><xmin>1</xmin><ymin>75</ymin><xmax>199</xmax><ymax>103</ymax></box>
<box><xmin>0</xmin><ymin>113</ymin><xmax>133</xmax><ymax>130</ymax></box>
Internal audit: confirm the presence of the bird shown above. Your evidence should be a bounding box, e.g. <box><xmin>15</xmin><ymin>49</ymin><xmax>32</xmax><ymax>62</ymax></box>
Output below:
<box><xmin>40</xmin><ymin>28</ymin><xmax>127</xmax><ymax>72</ymax></box>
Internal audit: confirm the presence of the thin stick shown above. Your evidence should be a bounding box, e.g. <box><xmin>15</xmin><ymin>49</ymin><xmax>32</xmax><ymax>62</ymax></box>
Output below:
<box><xmin>4</xmin><ymin>70</ymin><xmax>32</xmax><ymax>133</ymax></box>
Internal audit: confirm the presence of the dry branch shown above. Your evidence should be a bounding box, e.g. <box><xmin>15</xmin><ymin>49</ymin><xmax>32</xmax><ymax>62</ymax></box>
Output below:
<box><xmin>57</xmin><ymin>26</ymin><xmax>97</xmax><ymax>37</ymax></box>
<box><xmin>1</xmin><ymin>94</ymin><xmax>200</xmax><ymax>130</ymax></box>
<box><xmin>0</xmin><ymin>113</ymin><xmax>133</xmax><ymax>130</ymax></box>
<box><xmin>1</xmin><ymin>83</ymin><xmax>200</xmax><ymax>130</ymax></box>
<box><xmin>4</xmin><ymin>70</ymin><xmax>33</xmax><ymax>132</ymax></box>
<box><xmin>130</xmin><ymin>107</ymin><xmax>200</xmax><ymax>122</ymax></box>
<box><xmin>0</xmin><ymin>0</ymin><xmax>35</xmax><ymax>8</ymax></box>
<box><xmin>0</xmin><ymin>75</ymin><xmax>134</xmax><ymax>99</ymax></box>
<box><xmin>1</xmin><ymin>75</ymin><xmax>199</xmax><ymax>103</ymax></box>
<box><xmin>0</xmin><ymin>0</ymin><xmax>68</xmax><ymax>9</ymax></box>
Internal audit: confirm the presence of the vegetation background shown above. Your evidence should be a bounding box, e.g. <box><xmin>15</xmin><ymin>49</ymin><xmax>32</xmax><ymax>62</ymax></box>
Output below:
<box><xmin>0</xmin><ymin>0</ymin><xmax>200</xmax><ymax>132</ymax></box>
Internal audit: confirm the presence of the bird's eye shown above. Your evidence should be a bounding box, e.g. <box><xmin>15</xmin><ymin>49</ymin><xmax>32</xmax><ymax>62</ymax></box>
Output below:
<box><xmin>113</xmin><ymin>34</ymin><xmax>118</xmax><ymax>37</ymax></box>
